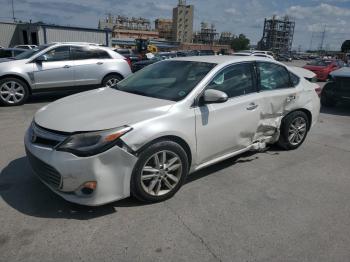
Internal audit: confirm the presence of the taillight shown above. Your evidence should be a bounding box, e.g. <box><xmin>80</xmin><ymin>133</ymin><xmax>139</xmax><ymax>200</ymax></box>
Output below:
<box><xmin>124</xmin><ymin>57</ymin><xmax>132</xmax><ymax>69</ymax></box>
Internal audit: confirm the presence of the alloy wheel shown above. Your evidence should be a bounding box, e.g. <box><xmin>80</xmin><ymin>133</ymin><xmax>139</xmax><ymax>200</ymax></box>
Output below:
<box><xmin>0</xmin><ymin>81</ymin><xmax>25</xmax><ymax>104</ymax></box>
<box><xmin>288</xmin><ymin>117</ymin><xmax>307</xmax><ymax>146</ymax></box>
<box><xmin>105</xmin><ymin>78</ymin><xmax>119</xmax><ymax>87</ymax></box>
<box><xmin>141</xmin><ymin>150</ymin><xmax>182</xmax><ymax>196</ymax></box>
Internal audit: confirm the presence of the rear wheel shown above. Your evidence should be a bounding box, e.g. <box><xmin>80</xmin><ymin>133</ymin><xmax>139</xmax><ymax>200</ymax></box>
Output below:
<box><xmin>278</xmin><ymin>111</ymin><xmax>309</xmax><ymax>150</ymax></box>
<box><xmin>321</xmin><ymin>92</ymin><xmax>336</xmax><ymax>107</ymax></box>
<box><xmin>0</xmin><ymin>77</ymin><xmax>29</xmax><ymax>106</ymax></box>
<box><xmin>102</xmin><ymin>74</ymin><xmax>122</xmax><ymax>87</ymax></box>
<box><xmin>130</xmin><ymin>140</ymin><xmax>189</xmax><ymax>202</ymax></box>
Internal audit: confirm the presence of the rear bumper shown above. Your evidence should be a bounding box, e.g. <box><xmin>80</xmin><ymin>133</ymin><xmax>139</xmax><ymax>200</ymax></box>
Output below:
<box><xmin>24</xmin><ymin>128</ymin><xmax>138</xmax><ymax>206</ymax></box>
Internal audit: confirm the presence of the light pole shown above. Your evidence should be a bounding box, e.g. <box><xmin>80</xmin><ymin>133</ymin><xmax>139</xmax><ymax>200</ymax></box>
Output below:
<box><xmin>11</xmin><ymin>0</ymin><xmax>15</xmax><ymax>22</ymax></box>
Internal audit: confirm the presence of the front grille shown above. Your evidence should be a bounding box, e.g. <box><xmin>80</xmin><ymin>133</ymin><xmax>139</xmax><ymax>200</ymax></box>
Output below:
<box><xmin>26</xmin><ymin>149</ymin><xmax>62</xmax><ymax>189</ymax></box>
<box><xmin>30</xmin><ymin>122</ymin><xmax>68</xmax><ymax>148</ymax></box>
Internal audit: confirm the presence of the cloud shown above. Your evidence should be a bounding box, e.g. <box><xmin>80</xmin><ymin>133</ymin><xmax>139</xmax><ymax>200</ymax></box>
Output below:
<box><xmin>0</xmin><ymin>0</ymin><xmax>349</xmax><ymax>50</ymax></box>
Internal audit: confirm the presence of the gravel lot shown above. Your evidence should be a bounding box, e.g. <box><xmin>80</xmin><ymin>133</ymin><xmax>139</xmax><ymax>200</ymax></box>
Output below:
<box><xmin>1</xmin><ymin>61</ymin><xmax>350</xmax><ymax>262</ymax></box>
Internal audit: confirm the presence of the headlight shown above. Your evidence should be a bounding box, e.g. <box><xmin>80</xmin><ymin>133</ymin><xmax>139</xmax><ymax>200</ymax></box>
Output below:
<box><xmin>56</xmin><ymin>126</ymin><xmax>132</xmax><ymax>157</ymax></box>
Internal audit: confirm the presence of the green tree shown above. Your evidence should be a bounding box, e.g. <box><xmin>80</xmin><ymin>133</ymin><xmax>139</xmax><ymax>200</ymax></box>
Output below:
<box><xmin>230</xmin><ymin>34</ymin><xmax>250</xmax><ymax>51</ymax></box>
<box><xmin>341</xmin><ymin>40</ymin><xmax>350</xmax><ymax>53</ymax></box>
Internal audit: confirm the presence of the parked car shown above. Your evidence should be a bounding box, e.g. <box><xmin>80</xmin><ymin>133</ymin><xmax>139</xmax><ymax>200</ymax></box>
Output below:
<box><xmin>198</xmin><ymin>50</ymin><xmax>215</xmax><ymax>56</ymax></box>
<box><xmin>132</xmin><ymin>52</ymin><xmax>175</xmax><ymax>72</ymax></box>
<box><xmin>277</xmin><ymin>54</ymin><xmax>292</xmax><ymax>62</ymax></box>
<box><xmin>303</xmin><ymin>59</ymin><xmax>343</xmax><ymax>81</ymax></box>
<box><xmin>14</xmin><ymin>45</ymin><xmax>38</xmax><ymax>49</ymax></box>
<box><xmin>0</xmin><ymin>43</ymin><xmax>132</xmax><ymax>106</ymax></box>
<box><xmin>0</xmin><ymin>48</ymin><xmax>26</xmax><ymax>58</ymax></box>
<box><xmin>252</xmin><ymin>50</ymin><xmax>275</xmax><ymax>57</ymax></box>
<box><xmin>114</xmin><ymin>48</ymin><xmax>141</xmax><ymax>64</ymax></box>
<box><xmin>25</xmin><ymin>56</ymin><xmax>320</xmax><ymax>206</ymax></box>
<box><xmin>320</xmin><ymin>67</ymin><xmax>350</xmax><ymax>107</ymax></box>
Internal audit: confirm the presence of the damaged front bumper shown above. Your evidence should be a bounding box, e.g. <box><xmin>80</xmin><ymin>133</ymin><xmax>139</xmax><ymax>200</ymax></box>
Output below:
<box><xmin>24</xmin><ymin>128</ymin><xmax>138</xmax><ymax>206</ymax></box>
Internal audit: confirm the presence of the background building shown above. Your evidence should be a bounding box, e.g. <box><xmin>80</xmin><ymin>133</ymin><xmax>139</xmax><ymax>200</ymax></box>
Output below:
<box><xmin>0</xmin><ymin>21</ymin><xmax>111</xmax><ymax>47</ymax></box>
<box><xmin>258</xmin><ymin>15</ymin><xmax>295</xmax><ymax>53</ymax></box>
<box><xmin>172</xmin><ymin>0</ymin><xmax>194</xmax><ymax>43</ymax></box>
<box><xmin>155</xmin><ymin>18</ymin><xmax>173</xmax><ymax>40</ymax></box>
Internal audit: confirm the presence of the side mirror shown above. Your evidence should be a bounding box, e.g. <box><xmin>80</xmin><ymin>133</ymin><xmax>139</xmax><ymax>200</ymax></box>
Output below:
<box><xmin>35</xmin><ymin>55</ymin><xmax>47</xmax><ymax>63</ymax></box>
<box><xmin>202</xmin><ymin>89</ymin><xmax>228</xmax><ymax>104</ymax></box>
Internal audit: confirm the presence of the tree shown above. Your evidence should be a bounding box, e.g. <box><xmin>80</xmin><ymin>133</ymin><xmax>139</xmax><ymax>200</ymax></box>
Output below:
<box><xmin>230</xmin><ymin>34</ymin><xmax>250</xmax><ymax>51</ymax></box>
<box><xmin>341</xmin><ymin>40</ymin><xmax>350</xmax><ymax>53</ymax></box>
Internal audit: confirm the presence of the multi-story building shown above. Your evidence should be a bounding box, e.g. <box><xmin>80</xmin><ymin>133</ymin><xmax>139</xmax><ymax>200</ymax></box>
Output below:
<box><xmin>172</xmin><ymin>0</ymin><xmax>194</xmax><ymax>43</ymax></box>
<box><xmin>155</xmin><ymin>18</ymin><xmax>173</xmax><ymax>40</ymax></box>
<box><xmin>258</xmin><ymin>15</ymin><xmax>295</xmax><ymax>53</ymax></box>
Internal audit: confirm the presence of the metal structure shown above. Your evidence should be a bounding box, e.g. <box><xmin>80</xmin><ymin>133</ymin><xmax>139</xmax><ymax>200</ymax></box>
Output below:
<box><xmin>258</xmin><ymin>15</ymin><xmax>295</xmax><ymax>53</ymax></box>
<box><xmin>193</xmin><ymin>22</ymin><xmax>218</xmax><ymax>45</ymax></box>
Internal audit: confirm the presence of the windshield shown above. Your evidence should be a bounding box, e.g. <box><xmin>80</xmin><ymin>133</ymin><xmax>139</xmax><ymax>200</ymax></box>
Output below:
<box><xmin>15</xmin><ymin>45</ymin><xmax>51</xmax><ymax>60</ymax></box>
<box><xmin>307</xmin><ymin>60</ymin><xmax>332</xmax><ymax>66</ymax></box>
<box><xmin>115</xmin><ymin>60</ymin><xmax>216</xmax><ymax>101</ymax></box>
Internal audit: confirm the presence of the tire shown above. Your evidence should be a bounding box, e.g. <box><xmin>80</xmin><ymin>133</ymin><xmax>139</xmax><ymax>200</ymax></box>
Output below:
<box><xmin>277</xmin><ymin>111</ymin><xmax>309</xmax><ymax>150</ymax></box>
<box><xmin>0</xmin><ymin>77</ymin><xmax>29</xmax><ymax>106</ymax></box>
<box><xmin>130</xmin><ymin>140</ymin><xmax>189</xmax><ymax>202</ymax></box>
<box><xmin>102</xmin><ymin>74</ymin><xmax>122</xmax><ymax>87</ymax></box>
<box><xmin>320</xmin><ymin>92</ymin><xmax>336</xmax><ymax>107</ymax></box>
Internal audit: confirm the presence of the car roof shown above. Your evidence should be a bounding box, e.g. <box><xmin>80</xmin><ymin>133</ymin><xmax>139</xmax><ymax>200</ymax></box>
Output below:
<box><xmin>172</xmin><ymin>55</ymin><xmax>276</xmax><ymax>65</ymax></box>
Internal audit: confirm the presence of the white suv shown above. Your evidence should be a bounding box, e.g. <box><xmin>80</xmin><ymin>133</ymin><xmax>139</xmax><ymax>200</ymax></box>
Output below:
<box><xmin>0</xmin><ymin>43</ymin><xmax>132</xmax><ymax>106</ymax></box>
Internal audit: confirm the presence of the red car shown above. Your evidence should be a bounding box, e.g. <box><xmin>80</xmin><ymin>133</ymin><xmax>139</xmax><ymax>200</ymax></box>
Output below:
<box><xmin>303</xmin><ymin>59</ymin><xmax>343</xmax><ymax>81</ymax></box>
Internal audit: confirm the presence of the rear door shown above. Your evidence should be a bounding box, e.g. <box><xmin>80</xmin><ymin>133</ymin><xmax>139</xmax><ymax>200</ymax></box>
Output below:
<box><xmin>33</xmin><ymin>46</ymin><xmax>74</xmax><ymax>89</ymax></box>
<box><xmin>256</xmin><ymin>62</ymin><xmax>299</xmax><ymax>128</ymax></box>
<box><xmin>71</xmin><ymin>46</ymin><xmax>112</xmax><ymax>86</ymax></box>
<box><xmin>195</xmin><ymin>62</ymin><xmax>262</xmax><ymax>165</ymax></box>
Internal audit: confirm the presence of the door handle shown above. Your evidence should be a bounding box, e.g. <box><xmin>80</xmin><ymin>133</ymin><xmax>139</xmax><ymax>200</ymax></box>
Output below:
<box><xmin>63</xmin><ymin>65</ymin><xmax>71</xmax><ymax>68</ymax></box>
<box><xmin>246</xmin><ymin>102</ymin><xmax>258</xmax><ymax>110</ymax></box>
<box><xmin>97</xmin><ymin>62</ymin><xmax>104</xmax><ymax>65</ymax></box>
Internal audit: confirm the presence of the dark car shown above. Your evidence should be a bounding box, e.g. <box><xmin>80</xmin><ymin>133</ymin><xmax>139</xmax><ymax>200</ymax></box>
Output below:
<box><xmin>132</xmin><ymin>52</ymin><xmax>176</xmax><ymax>72</ymax></box>
<box><xmin>114</xmin><ymin>49</ymin><xmax>141</xmax><ymax>63</ymax></box>
<box><xmin>321</xmin><ymin>67</ymin><xmax>350</xmax><ymax>107</ymax></box>
<box><xmin>198</xmin><ymin>50</ymin><xmax>215</xmax><ymax>56</ymax></box>
<box><xmin>277</xmin><ymin>54</ymin><xmax>292</xmax><ymax>62</ymax></box>
<box><xmin>0</xmin><ymin>48</ymin><xmax>26</xmax><ymax>58</ymax></box>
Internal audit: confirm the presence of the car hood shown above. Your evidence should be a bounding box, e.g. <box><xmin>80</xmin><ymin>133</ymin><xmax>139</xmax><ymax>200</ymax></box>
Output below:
<box><xmin>34</xmin><ymin>88</ymin><xmax>175</xmax><ymax>133</ymax></box>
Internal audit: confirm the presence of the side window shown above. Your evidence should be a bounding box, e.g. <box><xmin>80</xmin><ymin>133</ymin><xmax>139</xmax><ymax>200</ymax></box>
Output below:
<box><xmin>0</xmin><ymin>50</ymin><xmax>12</xmax><ymax>58</ymax></box>
<box><xmin>44</xmin><ymin>46</ymin><xmax>70</xmax><ymax>62</ymax></box>
<box><xmin>290</xmin><ymin>72</ymin><xmax>300</xmax><ymax>86</ymax></box>
<box><xmin>71</xmin><ymin>46</ymin><xmax>110</xmax><ymax>60</ymax></box>
<box><xmin>207</xmin><ymin>63</ymin><xmax>256</xmax><ymax>98</ymax></box>
<box><xmin>258</xmin><ymin>62</ymin><xmax>291</xmax><ymax>90</ymax></box>
<box><xmin>89</xmin><ymin>49</ymin><xmax>111</xmax><ymax>59</ymax></box>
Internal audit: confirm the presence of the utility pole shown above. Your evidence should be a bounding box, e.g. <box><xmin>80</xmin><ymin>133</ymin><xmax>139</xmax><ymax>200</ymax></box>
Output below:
<box><xmin>309</xmin><ymin>32</ymin><xmax>314</xmax><ymax>51</ymax></box>
<box><xmin>11</xmin><ymin>0</ymin><xmax>15</xmax><ymax>22</ymax></box>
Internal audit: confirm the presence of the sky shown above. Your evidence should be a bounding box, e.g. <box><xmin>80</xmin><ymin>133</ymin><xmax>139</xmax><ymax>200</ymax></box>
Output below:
<box><xmin>1</xmin><ymin>0</ymin><xmax>350</xmax><ymax>51</ymax></box>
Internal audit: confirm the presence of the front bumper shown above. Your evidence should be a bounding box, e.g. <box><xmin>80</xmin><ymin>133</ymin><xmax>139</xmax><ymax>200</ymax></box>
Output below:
<box><xmin>24</xmin><ymin>128</ymin><xmax>138</xmax><ymax>206</ymax></box>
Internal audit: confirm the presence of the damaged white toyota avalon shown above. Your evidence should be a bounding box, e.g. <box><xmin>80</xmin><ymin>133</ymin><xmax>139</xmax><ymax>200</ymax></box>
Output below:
<box><xmin>25</xmin><ymin>56</ymin><xmax>320</xmax><ymax>206</ymax></box>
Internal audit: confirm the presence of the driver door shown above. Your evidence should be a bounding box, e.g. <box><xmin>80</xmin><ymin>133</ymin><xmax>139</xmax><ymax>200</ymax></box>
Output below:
<box><xmin>33</xmin><ymin>46</ymin><xmax>74</xmax><ymax>89</ymax></box>
<box><xmin>195</xmin><ymin>62</ymin><xmax>262</xmax><ymax>165</ymax></box>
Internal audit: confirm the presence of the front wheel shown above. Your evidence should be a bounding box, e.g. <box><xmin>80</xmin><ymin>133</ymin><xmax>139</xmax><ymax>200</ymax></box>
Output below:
<box><xmin>0</xmin><ymin>78</ymin><xmax>29</xmax><ymax>106</ymax></box>
<box><xmin>277</xmin><ymin>111</ymin><xmax>309</xmax><ymax>150</ymax></box>
<box><xmin>130</xmin><ymin>141</ymin><xmax>189</xmax><ymax>202</ymax></box>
